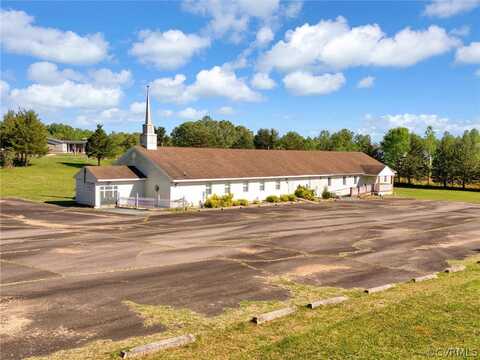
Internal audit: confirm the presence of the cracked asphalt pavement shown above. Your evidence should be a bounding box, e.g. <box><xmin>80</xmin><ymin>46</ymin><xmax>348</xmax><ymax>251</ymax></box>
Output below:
<box><xmin>1</xmin><ymin>198</ymin><xmax>479</xmax><ymax>359</ymax></box>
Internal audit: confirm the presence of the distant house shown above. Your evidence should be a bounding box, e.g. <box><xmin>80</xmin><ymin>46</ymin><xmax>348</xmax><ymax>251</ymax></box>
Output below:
<box><xmin>75</xmin><ymin>87</ymin><xmax>395</xmax><ymax>208</ymax></box>
<box><xmin>48</xmin><ymin>138</ymin><xmax>87</xmax><ymax>154</ymax></box>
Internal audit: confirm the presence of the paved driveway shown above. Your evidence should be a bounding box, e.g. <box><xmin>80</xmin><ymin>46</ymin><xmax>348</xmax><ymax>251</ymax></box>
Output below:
<box><xmin>1</xmin><ymin>198</ymin><xmax>479</xmax><ymax>359</ymax></box>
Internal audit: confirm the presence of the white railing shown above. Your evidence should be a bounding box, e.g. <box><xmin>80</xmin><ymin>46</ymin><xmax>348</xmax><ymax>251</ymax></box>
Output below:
<box><xmin>376</xmin><ymin>183</ymin><xmax>393</xmax><ymax>193</ymax></box>
<box><xmin>117</xmin><ymin>195</ymin><xmax>188</xmax><ymax>209</ymax></box>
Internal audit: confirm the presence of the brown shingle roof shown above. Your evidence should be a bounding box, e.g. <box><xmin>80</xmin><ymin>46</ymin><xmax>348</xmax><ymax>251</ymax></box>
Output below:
<box><xmin>135</xmin><ymin>146</ymin><xmax>387</xmax><ymax>180</ymax></box>
<box><xmin>86</xmin><ymin>165</ymin><xmax>146</xmax><ymax>180</ymax></box>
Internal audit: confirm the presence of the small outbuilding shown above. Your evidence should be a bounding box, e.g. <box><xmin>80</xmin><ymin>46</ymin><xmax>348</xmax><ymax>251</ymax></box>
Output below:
<box><xmin>48</xmin><ymin>138</ymin><xmax>87</xmax><ymax>154</ymax></box>
<box><xmin>75</xmin><ymin>165</ymin><xmax>146</xmax><ymax>207</ymax></box>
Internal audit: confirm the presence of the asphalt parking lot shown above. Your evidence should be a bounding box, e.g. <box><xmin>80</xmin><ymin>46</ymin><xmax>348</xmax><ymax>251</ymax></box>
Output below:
<box><xmin>1</xmin><ymin>198</ymin><xmax>480</xmax><ymax>359</ymax></box>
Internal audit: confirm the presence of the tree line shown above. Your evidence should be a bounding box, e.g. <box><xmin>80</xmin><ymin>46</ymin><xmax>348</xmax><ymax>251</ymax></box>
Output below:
<box><xmin>1</xmin><ymin>110</ymin><xmax>479</xmax><ymax>189</ymax></box>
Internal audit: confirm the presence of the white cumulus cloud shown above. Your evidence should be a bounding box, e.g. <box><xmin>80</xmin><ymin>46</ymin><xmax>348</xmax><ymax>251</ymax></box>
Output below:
<box><xmin>130</xmin><ymin>29</ymin><xmax>210</xmax><ymax>70</ymax></box>
<box><xmin>90</xmin><ymin>68</ymin><xmax>132</xmax><ymax>86</ymax></box>
<box><xmin>282</xmin><ymin>71</ymin><xmax>345</xmax><ymax>95</ymax></box>
<box><xmin>455</xmin><ymin>42</ymin><xmax>480</xmax><ymax>64</ymax></box>
<box><xmin>182</xmin><ymin>0</ymin><xmax>280</xmax><ymax>42</ymax></box>
<box><xmin>256</xmin><ymin>26</ymin><xmax>275</xmax><ymax>46</ymax></box>
<box><xmin>150</xmin><ymin>66</ymin><xmax>261</xmax><ymax>103</ymax></box>
<box><xmin>0</xmin><ymin>80</ymin><xmax>10</xmax><ymax>97</ymax></box>
<box><xmin>360</xmin><ymin>113</ymin><xmax>480</xmax><ymax>138</ymax></box>
<box><xmin>251</xmin><ymin>72</ymin><xmax>276</xmax><ymax>89</ymax></box>
<box><xmin>178</xmin><ymin>107</ymin><xmax>208</xmax><ymax>119</ymax></box>
<box><xmin>259</xmin><ymin>17</ymin><xmax>459</xmax><ymax>73</ymax></box>
<box><xmin>9</xmin><ymin>81</ymin><xmax>122</xmax><ymax>110</ymax></box>
<box><xmin>0</xmin><ymin>9</ymin><xmax>108</xmax><ymax>64</ymax></box>
<box><xmin>357</xmin><ymin>76</ymin><xmax>375</xmax><ymax>88</ymax></box>
<box><xmin>26</xmin><ymin>62</ymin><xmax>132</xmax><ymax>87</ymax></box>
<box><xmin>129</xmin><ymin>101</ymin><xmax>146</xmax><ymax>114</ymax></box>
<box><xmin>27</xmin><ymin>62</ymin><xmax>84</xmax><ymax>84</ymax></box>
<box><xmin>424</xmin><ymin>0</ymin><xmax>480</xmax><ymax>18</ymax></box>
<box><xmin>75</xmin><ymin>101</ymin><xmax>151</xmax><ymax>126</ymax></box>
<box><xmin>149</xmin><ymin>74</ymin><xmax>190</xmax><ymax>103</ymax></box>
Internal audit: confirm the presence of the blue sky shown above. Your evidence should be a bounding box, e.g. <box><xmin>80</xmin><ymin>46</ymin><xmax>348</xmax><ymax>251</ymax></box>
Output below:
<box><xmin>1</xmin><ymin>0</ymin><xmax>479</xmax><ymax>140</ymax></box>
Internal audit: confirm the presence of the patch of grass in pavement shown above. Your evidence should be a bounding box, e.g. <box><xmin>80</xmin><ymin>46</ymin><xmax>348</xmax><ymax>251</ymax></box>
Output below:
<box><xmin>124</xmin><ymin>276</ymin><xmax>349</xmax><ymax>337</ymax></box>
<box><xmin>31</xmin><ymin>257</ymin><xmax>480</xmax><ymax>360</ymax></box>
<box><xmin>0</xmin><ymin>155</ymin><xmax>112</xmax><ymax>203</ymax></box>
<box><xmin>394</xmin><ymin>187</ymin><xmax>480</xmax><ymax>204</ymax></box>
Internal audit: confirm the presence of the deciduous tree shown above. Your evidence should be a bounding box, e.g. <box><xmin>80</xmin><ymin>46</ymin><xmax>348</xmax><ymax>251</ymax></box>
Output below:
<box><xmin>381</xmin><ymin>127</ymin><xmax>410</xmax><ymax>177</ymax></box>
<box><xmin>0</xmin><ymin>109</ymin><xmax>48</xmax><ymax>166</ymax></box>
<box><xmin>423</xmin><ymin>126</ymin><xmax>437</xmax><ymax>184</ymax></box>
<box><xmin>279</xmin><ymin>131</ymin><xmax>306</xmax><ymax>150</ymax></box>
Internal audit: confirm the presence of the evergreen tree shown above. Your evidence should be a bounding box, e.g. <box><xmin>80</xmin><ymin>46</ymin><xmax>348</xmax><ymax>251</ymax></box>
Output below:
<box><xmin>455</xmin><ymin>129</ymin><xmax>480</xmax><ymax>188</ymax></box>
<box><xmin>155</xmin><ymin>126</ymin><xmax>170</xmax><ymax>146</ymax></box>
<box><xmin>432</xmin><ymin>132</ymin><xmax>456</xmax><ymax>187</ymax></box>
<box><xmin>254</xmin><ymin>128</ymin><xmax>279</xmax><ymax>149</ymax></box>
<box><xmin>86</xmin><ymin>124</ymin><xmax>115</xmax><ymax>165</ymax></box>
<box><xmin>402</xmin><ymin>133</ymin><xmax>428</xmax><ymax>184</ymax></box>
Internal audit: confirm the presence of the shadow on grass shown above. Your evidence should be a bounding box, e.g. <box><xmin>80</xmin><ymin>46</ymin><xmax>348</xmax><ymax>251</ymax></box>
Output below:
<box><xmin>60</xmin><ymin>162</ymin><xmax>91</xmax><ymax>168</ymax></box>
<box><xmin>395</xmin><ymin>182</ymin><xmax>480</xmax><ymax>192</ymax></box>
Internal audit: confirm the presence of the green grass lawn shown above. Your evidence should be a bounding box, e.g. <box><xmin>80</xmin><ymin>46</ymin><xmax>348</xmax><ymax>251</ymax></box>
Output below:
<box><xmin>0</xmin><ymin>154</ymin><xmax>112</xmax><ymax>204</ymax></box>
<box><xmin>394</xmin><ymin>187</ymin><xmax>480</xmax><ymax>204</ymax></box>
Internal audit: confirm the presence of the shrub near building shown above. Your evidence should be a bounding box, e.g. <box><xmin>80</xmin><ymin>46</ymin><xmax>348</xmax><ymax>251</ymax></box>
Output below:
<box><xmin>295</xmin><ymin>185</ymin><xmax>316</xmax><ymax>201</ymax></box>
<box><xmin>204</xmin><ymin>194</ymin><xmax>234</xmax><ymax>208</ymax></box>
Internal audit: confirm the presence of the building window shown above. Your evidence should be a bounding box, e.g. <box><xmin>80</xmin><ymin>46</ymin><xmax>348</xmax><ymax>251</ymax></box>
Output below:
<box><xmin>343</xmin><ymin>176</ymin><xmax>347</xmax><ymax>185</ymax></box>
<box><xmin>384</xmin><ymin>176</ymin><xmax>388</xmax><ymax>183</ymax></box>
<box><xmin>243</xmin><ymin>182</ymin><xmax>249</xmax><ymax>192</ymax></box>
<box><xmin>260</xmin><ymin>181</ymin><xmax>265</xmax><ymax>191</ymax></box>
<box><xmin>225</xmin><ymin>183</ymin><xmax>231</xmax><ymax>194</ymax></box>
<box><xmin>328</xmin><ymin>177</ymin><xmax>332</xmax><ymax>186</ymax></box>
<box><xmin>206</xmin><ymin>183</ymin><xmax>212</xmax><ymax>196</ymax></box>
<box><xmin>100</xmin><ymin>185</ymin><xmax>118</xmax><ymax>204</ymax></box>
<box><xmin>275</xmin><ymin>180</ymin><xmax>281</xmax><ymax>190</ymax></box>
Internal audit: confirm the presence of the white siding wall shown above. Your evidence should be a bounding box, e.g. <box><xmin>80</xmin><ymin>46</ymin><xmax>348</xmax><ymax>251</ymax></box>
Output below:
<box><xmin>170</xmin><ymin>174</ymin><xmax>381</xmax><ymax>206</ymax></box>
<box><xmin>75</xmin><ymin>169</ymin><xmax>96</xmax><ymax>206</ymax></box>
<box><xmin>117</xmin><ymin>148</ymin><xmax>171</xmax><ymax>201</ymax></box>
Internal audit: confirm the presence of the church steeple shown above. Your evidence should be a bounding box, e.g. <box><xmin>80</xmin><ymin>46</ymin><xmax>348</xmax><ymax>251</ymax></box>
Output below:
<box><xmin>141</xmin><ymin>85</ymin><xmax>157</xmax><ymax>150</ymax></box>
<box><xmin>145</xmin><ymin>85</ymin><xmax>152</xmax><ymax>125</ymax></box>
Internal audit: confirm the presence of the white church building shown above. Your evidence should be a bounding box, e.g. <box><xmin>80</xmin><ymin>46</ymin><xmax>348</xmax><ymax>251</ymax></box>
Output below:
<box><xmin>75</xmin><ymin>87</ymin><xmax>395</xmax><ymax>208</ymax></box>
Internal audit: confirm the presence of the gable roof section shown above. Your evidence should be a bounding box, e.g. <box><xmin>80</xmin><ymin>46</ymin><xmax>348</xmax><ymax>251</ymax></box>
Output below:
<box><xmin>86</xmin><ymin>165</ymin><xmax>146</xmax><ymax>181</ymax></box>
<box><xmin>135</xmin><ymin>146</ymin><xmax>388</xmax><ymax>181</ymax></box>
<box><xmin>48</xmin><ymin>137</ymin><xmax>87</xmax><ymax>145</ymax></box>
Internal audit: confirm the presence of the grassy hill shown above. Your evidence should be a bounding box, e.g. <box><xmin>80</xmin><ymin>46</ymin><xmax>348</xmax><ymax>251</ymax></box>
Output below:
<box><xmin>0</xmin><ymin>154</ymin><xmax>112</xmax><ymax>205</ymax></box>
